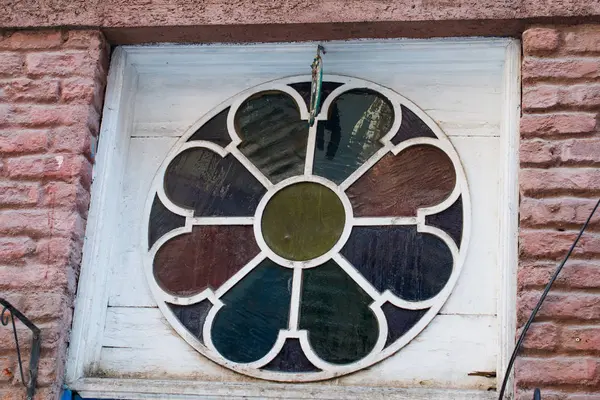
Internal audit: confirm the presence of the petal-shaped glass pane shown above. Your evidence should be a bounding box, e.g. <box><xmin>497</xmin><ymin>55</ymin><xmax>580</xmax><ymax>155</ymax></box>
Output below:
<box><xmin>236</xmin><ymin>91</ymin><xmax>308</xmax><ymax>183</ymax></box>
<box><xmin>154</xmin><ymin>225</ymin><xmax>259</xmax><ymax>296</ymax></box>
<box><xmin>164</xmin><ymin>148</ymin><xmax>266</xmax><ymax>216</ymax></box>
<box><xmin>211</xmin><ymin>259</ymin><xmax>292</xmax><ymax>363</ymax></box>
<box><xmin>299</xmin><ymin>260</ymin><xmax>379</xmax><ymax>365</ymax></box>
<box><xmin>313</xmin><ymin>89</ymin><xmax>394</xmax><ymax>184</ymax></box>
<box><xmin>341</xmin><ymin>226</ymin><xmax>453</xmax><ymax>301</ymax></box>
<box><xmin>347</xmin><ymin>144</ymin><xmax>456</xmax><ymax>217</ymax></box>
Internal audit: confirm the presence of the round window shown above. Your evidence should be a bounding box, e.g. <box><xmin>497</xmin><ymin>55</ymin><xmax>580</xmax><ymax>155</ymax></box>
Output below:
<box><xmin>143</xmin><ymin>76</ymin><xmax>470</xmax><ymax>382</ymax></box>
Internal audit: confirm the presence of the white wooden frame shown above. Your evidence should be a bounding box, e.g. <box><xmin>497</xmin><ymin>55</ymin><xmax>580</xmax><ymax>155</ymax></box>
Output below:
<box><xmin>66</xmin><ymin>38</ymin><xmax>520</xmax><ymax>399</ymax></box>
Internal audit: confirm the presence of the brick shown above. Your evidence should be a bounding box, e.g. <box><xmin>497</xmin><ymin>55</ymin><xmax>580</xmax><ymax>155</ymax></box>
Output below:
<box><xmin>520</xmin><ymin>139</ymin><xmax>556</xmax><ymax>166</ymax></box>
<box><xmin>560</xmin><ymin>138</ymin><xmax>600</xmax><ymax>164</ymax></box>
<box><xmin>522</xmin><ymin>85</ymin><xmax>559</xmax><ymax>110</ymax></box>
<box><xmin>561</xmin><ymin>326</ymin><xmax>600</xmax><ymax>352</ymax></box>
<box><xmin>35</xmin><ymin>237</ymin><xmax>82</xmax><ymax>266</ymax></box>
<box><xmin>523</xmin><ymin>28</ymin><xmax>561</xmax><ymax>55</ymax></box>
<box><xmin>50</xmin><ymin>125</ymin><xmax>92</xmax><ymax>155</ymax></box>
<box><xmin>523</xmin><ymin>58</ymin><xmax>600</xmax><ymax>81</ymax></box>
<box><xmin>520</xmin><ymin>113</ymin><xmax>597</xmax><ymax>137</ymax></box>
<box><xmin>0</xmin><ymin>78</ymin><xmax>60</xmax><ymax>102</ymax></box>
<box><xmin>518</xmin><ymin>291</ymin><xmax>600</xmax><ymax>322</ymax></box>
<box><xmin>520</xmin><ymin>197</ymin><xmax>600</xmax><ymax>228</ymax></box>
<box><xmin>41</xmin><ymin>181</ymin><xmax>90</xmax><ymax>214</ymax></box>
<box><xmin>3</xmin><ymin>104</ymin><xmax>98</xmax><ymax>128</ymax></box>
<box><xmin>564</xmin><ymin>27</ymin><xmax>600</xmax><ymax>54</ymax></box>
<box><xmin>521</xmin><ymin>322</ymin><xmax>560</xmax><ymax>351</ymax></box>
<box><xmin>6</xmin><ymin>154</ymin><xmax>92</xmax><ymax>186</ymax></box>
<box><xmin>515</xmin><ymin>357</ymin><xmax>600</xmax><ymax>387</ymax></box>
<box><xmin>0</xmin><ymin>209</ymin><xmax>84</xmax><ymax>238</ymax></box>
<box><xmin>0</xmin><ymin>129</ymin><xmax>48</xmax><ymax>154</ymax></box>
<box><xmin>518</xmin><ymin>260</ymin><xmax>600</xmax><ymax>289</ymax></box>
<box><xmin>61</xmin><ymin>77</ymin><xmax>97</xmax><ymax>104</ymax></box>
<box><xmin>26</xmin><ymin>51</ymin><xmax>100</xmax><ymax>77</ymax></box>
<box><xmin>0</xmin><ymin>237</ymin><xmax>35</xmax><ymax>263</ymax></box>
<box><xmin>0</xmin><ymin>263</ymin><xmax>77</xmax><ymax>293</ymax></box>
<box><xmin>64</xmin><ymin>30</ymin><xmax>105</xmax><ymax>52</ymax></box>
<box><xmin>0</xmin><ymin>52</ymin><xmax>24</xmax><ymax>77</ymax></box>
<box><xmin>0</xmin><ymin>31</ymin><xmax>63</xmax><ymax>50</ymax></box>
<box><xmin>521</xmin><ymin>168</ymin><xmax>600</xmax><ymax>196</ymax></box>
<box><xmin>560</xmin><ymin>84</ymin><xmax>600</xmax><ymax>108</ymax></box>
<box><xmin>519</xmin><ymin>229</ymin><xmax>600</xmax><ymax>259</ymax></box>
<box><xmin>0</xmin><ymin>182</ymin><xmax>39</xmax><ymax>206</ymax></box>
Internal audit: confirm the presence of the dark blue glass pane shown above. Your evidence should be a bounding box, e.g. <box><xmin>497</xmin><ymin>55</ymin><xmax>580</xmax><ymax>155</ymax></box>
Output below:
<box><xmin>187</xmin><ymin>107</ymin><xmax>232</xmax><ymax>147</ymax></box>
<box><xmin>164</xmin><ymin>148</ymin><xmax>266</xmax><ymax>217</ymax></box>
<box><xmin>168</xmin><ymin>299</ymin><xmax>213</xmax><ymax>345</ymax></box>
<box><xmin>390</xmin><ymin>105</ymin><xmax>437</xmax><ymax>145</ymax></box>
<box><xmin>288</xmin><ymin>81</ymin><xmax>344</xmax><ymax>115</ymax></box>
<box><xmin>211</xmin><ymin>260</ymin><xmax>292</xmax><ymax>363</ymax></box>
<box><xmin>425</xmin><ymin>196</ymin><xmax>464</xmax><ymax>248</ymax></box>
<box><xmin>262</xmin><ymin>338</ymin><xmax>320</xmax><ymax>372</ymax></box>
<box><xmin>299</xmin><ymin>260</ymin><xmax>379</xmax><ymax>365</ymax></box>
<box><xmin>381</xmin><ymin>302</ymin><xmax>428</xmax><ymax>347</ymax></box>
<box><xmin>148</xmin><ymin>195</ymin><xmax>185</xmax><ymax>249</ymax></box>
<box><xmin>341</xmin><ymin>226</ymin><xmax>453</xmax><ymax>302</ymax></box>
<box><xmin>313</xmin><ymin>89</ymin><xmax>394</xmax><ymax>184</ymax></box>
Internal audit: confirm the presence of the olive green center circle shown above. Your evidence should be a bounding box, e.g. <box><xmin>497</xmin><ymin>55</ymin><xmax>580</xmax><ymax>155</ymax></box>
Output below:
<box><xmin>261</xmin><ymin>182</ymin><xmax>346</xmax><ymax>262</ymax></box>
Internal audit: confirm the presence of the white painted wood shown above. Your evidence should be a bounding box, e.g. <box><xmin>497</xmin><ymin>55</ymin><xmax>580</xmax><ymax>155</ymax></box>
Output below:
<box><xmin>73</xmin><ymin>378</ymin><xmax>498</xmax><ymax>400</ymax></box>
<box><xmin>100</xmin><ymin>308</ymin><xmax>496</xmax><ymax>390</ymax></box>
<box><xmin>66</xmin><ymin>47</ymin><xmax>139</xmax><ymax>382</ymax></box>
<box><xmin>497</xmin><ymin>39</ymin><xmax>521</xmax><ymax>398</ymax></box>
<box><xmin>67</xmin><ymin>38</ymin><xmax>520</xmax><ymax>399</ymax></box>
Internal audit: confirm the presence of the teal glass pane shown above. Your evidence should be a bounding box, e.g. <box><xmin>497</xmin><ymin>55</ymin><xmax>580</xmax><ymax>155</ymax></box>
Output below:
<box><xmin>235</xmin><ymin>91</ymin><xmax>308</xmax><ymax>184</ymax></box>
<box><xmin>211</xmin><ymin>259</ymin><xmax>292</xmax><ymax>363</ymax></box>
<box><xmin>313</xmin><ymin>89</ymin><xmax>394</xmax><ymax>184</ymax></box>
<box><xmin>299</xmin><ymin>260</ymin><xmax>379</xmax><ymax>364</ymax></box>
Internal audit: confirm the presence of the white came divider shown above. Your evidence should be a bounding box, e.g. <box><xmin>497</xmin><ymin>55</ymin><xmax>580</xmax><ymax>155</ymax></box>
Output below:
<box><xmin>67</xmin><ymin>38</ymin><xmax>519</xmax><ymax>399</ymax></box>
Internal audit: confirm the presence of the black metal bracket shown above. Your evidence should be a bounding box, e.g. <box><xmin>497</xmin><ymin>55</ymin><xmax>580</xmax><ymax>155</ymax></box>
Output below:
<box><xmin>0</xmin><ymin>298</ymin><xmax>41</xmax><ymax>400</ymax></box>
<box><xmin>533</xmin><ymin>388</ymin><xmax>541</xmax><ymax>400</ymax></box>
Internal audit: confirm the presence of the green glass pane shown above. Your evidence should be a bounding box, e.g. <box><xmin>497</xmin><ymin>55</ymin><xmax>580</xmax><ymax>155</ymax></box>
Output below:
<box><xmin>313</xmin><ymin>89</ymin><xmax>394</xmax><ymax>184</ymax></box>
<box><xmin>235</xmin><ymin>91</ymin><xmax>308</xmax><ymax>184</ymax></box>
<box><xmin>300</xmin><ymin>260</ymin><xmax>379</xmax><ymax>364</ymax></box>
<box><xmin>211</xmin><ymin>259</ymin><xmax>292</xmax><ymax>363</ymax></box>
<box><xmin>261</xmin><ymin>182</ymin><xmax>345</xmax><ymax>261</ymax></box>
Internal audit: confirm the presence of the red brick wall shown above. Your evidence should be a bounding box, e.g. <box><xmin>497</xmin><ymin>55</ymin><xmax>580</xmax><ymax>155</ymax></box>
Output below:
<box><xmin>517</xmin><ymin>25</ymin><xmax>600</xmax><ymax>400</ymax></box>
<box><xmin>0</xmin><ymin>30</ymin><xmax>108</xmax><ymax>400</ymax></box>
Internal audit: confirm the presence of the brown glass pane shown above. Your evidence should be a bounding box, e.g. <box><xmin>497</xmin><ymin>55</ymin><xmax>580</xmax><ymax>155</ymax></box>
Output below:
<box><xmin>288</xmin><ymin>81</ymin><xmax>344</xmax><ymax>115</ymax></box>
<box><xmin>148</xmin><ymin>195</ymin><xmax>185</xmax><ymax>249</ymax></box>
<box><xmin>235</xmin><ymin>91</ymin><xmax>308</xmax><ymax>183</ymax></box>
<box><xmin>391</xmin><ymin>105</ymin><xmax>437</xmax><ymax>145</ymax></box>
<box><xmin>261</xmin><ymin>182</ymin><xmax>345</xmax><ymax>261</ymax></box>
<box><xmin>299</xmin><ymin>260</ymin><xmax>379</xmax><ymax>365</ymax></box>
<box><xmin>313</xmin><ymin>89</ymin><xmax>394</xmax><ymax>184</ymax></box>
<box><xmin>154</xmin><ymin>225</ymin><xmax>259</xmax><ymax>296</ymax></box>
<box><xmin>187</xmin><ymin>107</ymin><xmax>232</xmax><ymax>147</ymax></box>
<box><xmin>164</xmin><ymin>148</ymin><xmax>266</xmax><ymax>217</ymax></box>
<box><xmin>341</xmin><ymin>226</ymin><xmax>453</xmax><ymax>301</ymax></box>
<box><xmin>262</xmin><ymin>338</ymin><xmax>320</xmax><ymax>372</ymax></box>
<box><xmin>167</xmin><ymin>300</ymin><xmax>212</xmax><ymax>345</ymax></box>
<box><xmin>425</xmin><ymin>196</ymin><xmax>464</xmax><ymax>248</ymax></box>
<box><xmin>347</xmin><ymin>144</ymin><xmax>456</xmax><ymax>217</ymax></box>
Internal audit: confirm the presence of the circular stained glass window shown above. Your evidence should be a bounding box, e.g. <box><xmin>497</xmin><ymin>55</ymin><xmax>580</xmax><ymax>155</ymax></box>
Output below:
<box><xmin>143</xmin><ymin>76</ymin><xmax>470</xmax><ymax>382</ymax></box>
